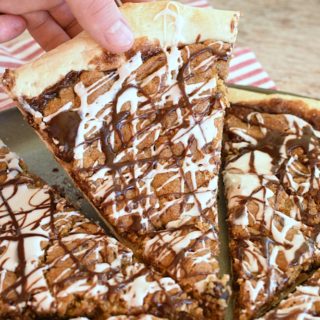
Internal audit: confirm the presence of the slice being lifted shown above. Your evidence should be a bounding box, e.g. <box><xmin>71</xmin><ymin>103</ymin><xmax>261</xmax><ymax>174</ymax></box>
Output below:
<box><xmin>2</xmin><ymin>1</ymin><xmax>239</xmax><ymax>317</ymax></box>
<box><xmin>223</xmin><ymin>88</ymin><xmax>320</xmax><ymax>319</ymax></box>
<box><xmin>0</xmin><ymin>138</ymin><xmax>202</xmax><ymax>319</ymax></box>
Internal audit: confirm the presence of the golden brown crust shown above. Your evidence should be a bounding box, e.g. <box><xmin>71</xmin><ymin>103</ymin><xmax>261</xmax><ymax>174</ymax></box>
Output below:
<box><xmin>228</xmin><ymin>88</ymin><xmax>320</xmax><ymax>129</ymax></box>
<box><xmin>228</xmin><ymin>88</ymin><xmax>320</xmax><ymax>109</ymax></box>
<box><xmin>2</xmin><ymin>1</ymin><xmax>239</xmax><ymax>99</ymax></box>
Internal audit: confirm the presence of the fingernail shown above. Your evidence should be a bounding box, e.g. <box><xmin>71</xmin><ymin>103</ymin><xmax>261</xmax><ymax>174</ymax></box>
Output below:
<box><xmin>104</xmin><ymin>19</ymin><xmax>133</xmax><ymax>50</ymax></box>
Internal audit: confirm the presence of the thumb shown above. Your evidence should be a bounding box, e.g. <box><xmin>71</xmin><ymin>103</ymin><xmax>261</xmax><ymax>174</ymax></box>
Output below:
<box><xmin>66</xmin><ymin>0</ymin><xmax>134</xmax><ymax>53</ymax></box>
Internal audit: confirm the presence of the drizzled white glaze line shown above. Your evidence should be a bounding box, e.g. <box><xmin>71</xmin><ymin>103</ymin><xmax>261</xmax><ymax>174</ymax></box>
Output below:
<box><xmin>224</xmin><ymin>110</ymin><xmax>320</xmax><ymax>312</ymax></box>
<box><xmin>0</xmin><ymin>147</ymin><xmax>159</xmax><ymax>313</ymax></box>
<box><xmin>0</xmin><ymin>140</ymin><xmax>23</xmax><ymax>182</ymax></box>
<box><xmin>260</xmin><ymin>271</ymin><xmax>320</xmax><ymax>319</ymax></box>
<box><xmin>154</xmin><ymin>1</ymin><xmax>184</xmax><ymax>47</ymax></box>
<box><xmin>21</xmin><ymin>40</ymin><xmax>229</xmax><ymax>305</ymax></box>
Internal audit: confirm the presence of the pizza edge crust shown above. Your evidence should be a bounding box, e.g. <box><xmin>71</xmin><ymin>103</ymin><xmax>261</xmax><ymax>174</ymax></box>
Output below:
<box><xmin>228</xmin><ymin>87</ymin><xmax>320</xmax><ymax>111</ymax></box>
<box><xmin>2</xmin><ymin>0</ymin><xmax>239</xmax><ymax>99</ymax></box>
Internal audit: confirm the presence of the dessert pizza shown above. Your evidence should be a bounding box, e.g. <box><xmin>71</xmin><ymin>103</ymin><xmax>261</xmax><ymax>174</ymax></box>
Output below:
<box><xmin>2</xmin><ymin>1</ymin><xmax>239</xmax><ymax>317</ymax></box>
<box><xmin>0</xmin><ymin>139</ymin><xmax>202</xmax><ymax>319</ymax></box>
<box><xmin>223</xmin><ymin>88</ymin><xmax>320</xmax><ymax>319</ymax></box>
<box><xmin>261</xmin><ymin>268</ymin><xmax>320</xmax><ymax>319</ymax></box>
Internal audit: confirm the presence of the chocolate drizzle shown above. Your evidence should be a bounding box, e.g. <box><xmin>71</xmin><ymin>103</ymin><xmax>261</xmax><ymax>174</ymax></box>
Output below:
<box><xmin>21</xmin><ymin>40</ymin><xmax>232</xmax><ymax>317</ymax></box>
<box><xmin>46</xmin><ymin>110</ymin><xmax>81</xmax><ymax>162</ymax></box>
<box><xmin>224</xmin><ymin>103</ymin><xmax>320</xmax><ymax>319</ymax></box>
<box><xmin>263</xmin><ymin>269</ymin><xmax>320</xmax><ymax>319</ymax></box>
<box><xmin>26</xmin><ymin>71</ymin><xmax>81</xmax><ymax>113</ymax></box>
<box><xmin>0</xmin><ymin>143</ymin><xmax>202</xmax><ymax>319</ymax></box>
<box><xmin>232</xmin><ymin>99</ymin><xmax>320</xmax><ymax>131</ymax></box>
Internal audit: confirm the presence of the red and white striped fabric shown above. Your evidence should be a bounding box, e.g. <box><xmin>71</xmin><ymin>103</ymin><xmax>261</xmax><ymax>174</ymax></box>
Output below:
<box><xmin>229</xmin><ymin>47</ymin><xmax>276</xmax><ymax>89</ymax></box>
<box><xmin>0</xmin><ymin>0</ymin><xmax>276</xmax><ymax>113</ymax></box>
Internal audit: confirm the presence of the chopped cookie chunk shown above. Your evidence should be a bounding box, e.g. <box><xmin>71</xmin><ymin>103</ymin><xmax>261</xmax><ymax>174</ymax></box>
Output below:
<box><xmin>2</xmin><ymin>2</ymin><xmax>239</xmax><ymax>317</ymax></box>
<box><xmin>223</xmin><ymin>88</ymin><xmax>320</xmax><ymax>319</ymax></box>
<box><xmin>0</xmin><ymin>139</ymin><xmax>202</xmax><ymax>319</ymax></box>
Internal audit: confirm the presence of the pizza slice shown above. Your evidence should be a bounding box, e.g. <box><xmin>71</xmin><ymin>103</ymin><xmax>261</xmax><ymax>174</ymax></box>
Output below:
<box><xmin>223</xmin><ymin>88</ymin><xmax>320</xmax><ymax>319</ymax></box>
<box><xmin>261</xmin><ymin>268</ymin><xmax>320</xmax><ymax>319</ymax></box>
<box><xmin>2</xmin><ymin>1</ymin><xmax>239</xmax><ymax>317</ymax></box>
<box><xmin>0</xmin><ymin>139</ymin><xmax>202</xmax><ymax>319</ymax></box>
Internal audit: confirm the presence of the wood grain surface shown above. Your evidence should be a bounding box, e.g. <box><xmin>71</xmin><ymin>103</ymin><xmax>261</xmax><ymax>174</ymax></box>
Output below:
<box><xmin>212</xmin><ymin>0</ymin><xmax>320</xmax><ymax>98</ymax></box>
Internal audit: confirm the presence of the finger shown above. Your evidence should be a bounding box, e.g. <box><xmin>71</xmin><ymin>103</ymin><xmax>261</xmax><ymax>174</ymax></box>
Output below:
<box><xmin>23</xmin><ymin>11</ymin><xmax>70</xmax><ymax>51</ymax></box>
<box><xmin>49</xmin><ymin>2</ymin><xmax>82</xmax><ymax>37</ymax></box>
<box><xmin>0</xmin><ymin>0</ymin><xmax>63</xmax><ymax>15</ymax></box>
<box><xmin>0</xmin><ymin>14</ymin><xmax>26</xmax><ymax>42</ymax></box>
<box><xmin>66</xmin><ymin>0</ymin><xmax>133</xmax><ymax>53</ymax></box>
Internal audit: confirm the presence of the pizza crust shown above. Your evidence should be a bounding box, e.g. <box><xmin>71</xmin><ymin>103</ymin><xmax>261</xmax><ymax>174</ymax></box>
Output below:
<box><xmin>123</xmin><ymin>1</ymin><xmax>239</xmax><ymax>45</ymax></box>
<box><xmin>2</xmin><ymin>1</ymin><xmax>239</xmax><ymax>99</ymax></box>
<box><xmin>228</xmin><ymin>87</ymin><xmax>320</xmax><ymax>111</ymax></box>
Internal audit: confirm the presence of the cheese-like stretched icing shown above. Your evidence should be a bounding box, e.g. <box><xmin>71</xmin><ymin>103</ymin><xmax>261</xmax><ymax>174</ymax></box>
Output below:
<box><xmin>0</xmin><ymin>140</ymin><xmax>202</xmax><ymax>319</ymax></box>
<box><xmin>260</xmin><ymin>269</ymin><xmax>320</xmax><ymax>320</ymax></box>
<box><xmin>11</xmin><ymin>39</ymin><xmax>232</xmax><ymax>317</ymax></box>
<box><xmin>223</xmin><ymin>103</ymin><xmax>320</xmax><ymax>319</ymax></box>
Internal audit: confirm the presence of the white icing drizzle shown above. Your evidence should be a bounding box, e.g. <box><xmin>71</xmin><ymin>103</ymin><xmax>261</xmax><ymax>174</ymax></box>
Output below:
<box><xmin>121</xmin><ymin>274</ymin><xmax>159</xmax><ymax>307</ymax></box>
<box><xmin>0</xmin><ymin>141</ymin><xmax>23</xmax><ymax>182</ymax></box>
<box><xmin>107</xmin><ymin>316</ymin><xmax>166</xmax><ymax>320</ymax></box>
<box><xmin>0</xmin><ymin>140</ymin><xmax>200</xmax><ymax>318</ymax></box>
<box><xmin>224</xmin><ymin>110</ymin><xmax>320</xmax><ymax>317</ymax></box>
<box><xmin>260</xmin><ymin>270</ymin><xmax>320</xmax><ymax>320</ymax></box>
<box><xmin>43</xmin><ymin>101</ymin><xmax>73</xmax><ymax>123</ymax></box>
<box><xmin>143</xmin><ymin>228</ymin><xmax>222</xmax><ymax>286</ymax></box>
<box><xmin>73</xmin><ymin>53</ymin><xmax>143</xmax><ymax>166</ymax></box>
<box><xmin>154</xmin><ymin>1</ymin><xmax>184</xmax><ymax>46</ymax></box>
<box><xmin>64</xmin><ymin>43</ymin><xmax>223</xmax><ymax>241</ymax></box>
<box><xmin>21</xmin><ymin>39</ymin><xmax>231</xmax><ymax>309</ymax></box>
<box><xmin>71</xmin><ymin>316</ymin><xmax>166</xmax><ymax>320</ymax></box>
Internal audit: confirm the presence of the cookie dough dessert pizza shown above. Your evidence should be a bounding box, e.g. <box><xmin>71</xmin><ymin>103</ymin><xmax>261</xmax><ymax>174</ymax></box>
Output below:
<box><xmin>0</xmin><ymin>138</ymin><xmax>203</xmax><ymax>319</ymax></box>
<box><xmin>2</xmin><ymin>1</ymin><xmax>239</xmax><ymax>317</ymax></box>
<box><xmin>223</xmin><ymin>88</ymin><xmax>320</xmax><ymax>319</ymax></box>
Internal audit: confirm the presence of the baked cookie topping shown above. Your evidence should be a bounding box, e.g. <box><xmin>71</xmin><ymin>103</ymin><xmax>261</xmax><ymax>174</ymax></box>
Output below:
<box><xmin>71</xmin><ymin>316</ymin><xmax>165</xmax><ymax>320</ymax></box>
<box><xmin>223</xmin><ymin>89</ymin><xmax>320</xmax><ymax>319</ymax></box>
<box><xmin>2</xmin><ymin>2</ymin><xmax>239</xmax><ymax>317</ymax></box>
<box><xmin>261</xmin><ymin>269</ymin><xmax>320</xmax><ymax>320</ymax></box>
<box><xmin>0</xmin><ymin>139</ymin><xmax>202</xmax><ymax>319</ymax></box>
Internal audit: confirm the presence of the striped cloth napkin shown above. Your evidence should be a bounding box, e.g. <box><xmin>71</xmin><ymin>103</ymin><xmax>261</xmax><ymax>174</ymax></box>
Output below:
<box><xmin>0</xmin><ymin>0</ymin><xmax>276</xmax><ymax>112</ymax></box>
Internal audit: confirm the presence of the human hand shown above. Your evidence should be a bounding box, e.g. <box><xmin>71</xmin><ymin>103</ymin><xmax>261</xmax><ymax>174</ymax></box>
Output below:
<box><xmin>0</xmin><ymin>0</ymin><xmax>144</xmax><ymax>53</ymax></box>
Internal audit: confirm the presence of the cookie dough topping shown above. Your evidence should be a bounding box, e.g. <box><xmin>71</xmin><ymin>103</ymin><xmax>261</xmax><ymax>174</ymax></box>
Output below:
<box><xmin>224</xmin><ymin>102</ymin><xmax>320</xmax><ymax>319</ymax></box>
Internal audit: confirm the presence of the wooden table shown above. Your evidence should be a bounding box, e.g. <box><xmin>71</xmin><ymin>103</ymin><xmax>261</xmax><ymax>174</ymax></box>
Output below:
<box><xmin>212</xmin><ymin>0</ymin><xmax>320</xmax><ymax>99</ymax></box>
